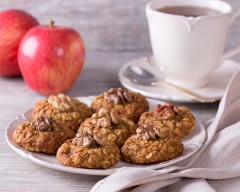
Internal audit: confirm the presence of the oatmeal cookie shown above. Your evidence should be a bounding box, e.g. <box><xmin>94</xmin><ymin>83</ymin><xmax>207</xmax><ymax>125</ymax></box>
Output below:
<box><xmin>91</xmin><ymin>87</ymin><xmax>149</xmax><ymax>123</ymax></box>
<box><xmin>32</xmin><ymin>94</ymin><xmax>93</xmax><ymax>132</ymax></box>
<box><xmin>13</xmin><ymin>117</ymin><xmax>76</xmax><ymax>154</ymax></box>
<box><xmin>78</xmin><ymin>108</ymin><xmax>137</xmax><ymax>148</ymax></box>
<box><xmin>138</xmin><ymin>103</ymin><xmax>195</xmax><ymax>138</ymax></box>
<box><xmin>121</xmin><ymin>125</ymin><xmax>184</xmax><ymax>164</ymax></box>
<box><xmin>56</xmin><ymin>132</ymin><xmax>120</xmax><ymax>169</ymax></box>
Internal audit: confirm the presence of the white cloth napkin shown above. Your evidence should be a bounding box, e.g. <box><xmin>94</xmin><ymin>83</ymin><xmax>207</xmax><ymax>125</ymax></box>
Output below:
<box><xmin>91</xmin><ymin>70</ymin><xmax>240</xmax><ymax>192</ymax></box>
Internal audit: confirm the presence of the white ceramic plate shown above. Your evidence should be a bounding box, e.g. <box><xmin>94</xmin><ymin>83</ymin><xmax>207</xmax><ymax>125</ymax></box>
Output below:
<box><xmin>5</xmin><ymin>97</ymin><xmax>206</xmax><ymax>176</ymax></box>
<box><xmin>118</xmin><ymin>56</ymin><xmax>240</xmax><ymax>102</ymax></box>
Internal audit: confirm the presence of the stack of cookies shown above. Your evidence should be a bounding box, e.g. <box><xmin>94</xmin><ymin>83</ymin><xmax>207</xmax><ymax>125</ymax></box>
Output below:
<box><xmin>13</xmin><ymin>87</ymin><xmax>195</xmax><ymax>169</ymax></box>
<box><xmin>121</xmin><ymin>103</ymin><xmax>195</xmax><ymax>164</ymax></box>
<box><xmin>13</xmin><ymin>94</ymin><xmax>92</xmax><ymax>154</ymax></box>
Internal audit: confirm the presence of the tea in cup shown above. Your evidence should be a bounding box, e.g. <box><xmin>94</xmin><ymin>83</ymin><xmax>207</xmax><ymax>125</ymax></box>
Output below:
<box><xmin>146</xmin><ymin>0</ymin><xmax>240</xmax><ymax>88</ymax></box>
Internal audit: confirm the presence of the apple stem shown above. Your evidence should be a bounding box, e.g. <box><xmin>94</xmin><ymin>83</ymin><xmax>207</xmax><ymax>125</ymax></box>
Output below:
<box><xmin>50</xmin><ymin>20</ymin><xmax>55</xmax><ymax>28</ymax></box>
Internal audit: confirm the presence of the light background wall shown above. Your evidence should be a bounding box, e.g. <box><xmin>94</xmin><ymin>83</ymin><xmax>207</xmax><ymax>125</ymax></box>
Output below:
<box><xmin>0</xmin><ymin>0</ymin><xmax>239</xmax><ymax>60</ymax></box>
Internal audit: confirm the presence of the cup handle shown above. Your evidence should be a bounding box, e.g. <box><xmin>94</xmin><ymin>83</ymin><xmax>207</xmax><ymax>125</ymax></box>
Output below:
<box><xmin>230</xmin><ymin>9</ymin><xmax>240</xmax><ymax>23</ymax></box>
<box><xmin>220</xmin><ymin>46</ymin><xmax>240</xmax><ymax>64</ymax></box>
<box><xmin>219</xmin><ymin>9</ymin><xmax>240</xmax><ymax>64</ymax></box>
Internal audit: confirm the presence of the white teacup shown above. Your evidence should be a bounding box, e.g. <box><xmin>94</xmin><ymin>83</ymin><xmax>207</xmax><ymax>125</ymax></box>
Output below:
<box><xmin>146</xmin><ymin>0</ymin><xmax>240</xmax><ymax>88</ymax></box>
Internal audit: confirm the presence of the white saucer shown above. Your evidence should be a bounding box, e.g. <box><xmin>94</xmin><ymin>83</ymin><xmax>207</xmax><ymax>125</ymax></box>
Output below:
<box><xmin>118</xmin><ymin>56</ymin><xmax>240</xmax><ymax>102</ymax></box>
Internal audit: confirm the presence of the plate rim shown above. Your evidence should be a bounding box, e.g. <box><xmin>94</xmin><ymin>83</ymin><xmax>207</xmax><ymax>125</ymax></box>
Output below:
<box><xmin>5</xmin><ymin>96</ymin><xmax>207</xmax><ymax>176</ymax></box>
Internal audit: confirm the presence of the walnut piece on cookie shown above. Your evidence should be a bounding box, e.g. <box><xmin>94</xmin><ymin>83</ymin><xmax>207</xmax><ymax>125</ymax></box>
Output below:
<box><xmin>32</xmin><ymin>94</ymin><xmax>93</xmax><ymax>132</ymax></box>
<box><xmin>91</xmin><ymin>87</ymin><xmax>149</xmax><ymax>123</ymax></box>
<box><xmin>56</xmin><ymin>132</ymin><xmax>120</xmax><ymax>169</ymax></box>
<box><xmin>78</xmin><ymin>108</ymin><xmax>137</xmax><ymax>148</ymax></box>
<box><xmin>13</xmin><ymin>117</ymin><xmax>76</xmax><ymax>154</ymax></box>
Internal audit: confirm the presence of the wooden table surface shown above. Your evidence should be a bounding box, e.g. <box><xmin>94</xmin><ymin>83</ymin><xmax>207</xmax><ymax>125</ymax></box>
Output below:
<box><xmin>0</xmin><ymin>0</ymin><xmax>239</xmax><ymax>191</ymax></box>
<box><xmin>0</xmin><ymin>51</ymin><xmax>226</xmax><ymax>192</ymax></box>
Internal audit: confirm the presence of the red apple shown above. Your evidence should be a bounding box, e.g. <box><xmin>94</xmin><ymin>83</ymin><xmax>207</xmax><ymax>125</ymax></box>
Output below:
<box><xmin>0</xmin><ymin>9</ymin><xmax>39</xmax><ymax>77</ymax></box>
<box><xmin>18</xmin><ymin>21</ymin><xmax>85</xmax><ymax>95</ymax></box>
